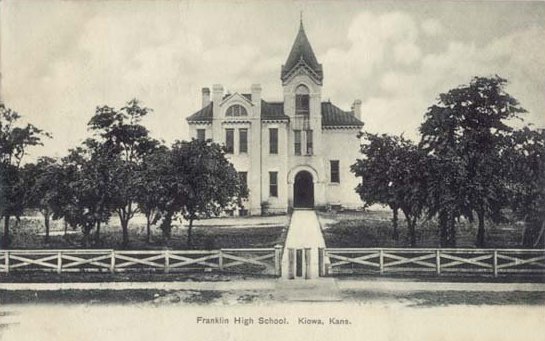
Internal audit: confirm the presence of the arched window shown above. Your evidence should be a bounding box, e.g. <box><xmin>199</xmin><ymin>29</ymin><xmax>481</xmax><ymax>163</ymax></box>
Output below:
<box><xmin>295</xmin><ymin>85</ymin><xmax>310</xmax><ymax>116</ymax></box>
<box><xmin>226</xmin><ymin>104</ymin><xmax>248</xmax><ymax>117</ymax></box>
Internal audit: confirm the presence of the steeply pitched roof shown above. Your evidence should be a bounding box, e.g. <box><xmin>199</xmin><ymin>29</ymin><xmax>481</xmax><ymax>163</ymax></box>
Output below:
<box><xmin>281</xmin><ymin>22</ymin><xmax>323</xmax><ymax>83</ymax></box>
<box><xmin>321</xmin><ymin>102</ymin><xmax>364</xmax><ymax>128</ymax></box>
<box><xmin>187</xmin><ymin>100</ymin><xmax>363</xmax><ymax>128</ymax></box>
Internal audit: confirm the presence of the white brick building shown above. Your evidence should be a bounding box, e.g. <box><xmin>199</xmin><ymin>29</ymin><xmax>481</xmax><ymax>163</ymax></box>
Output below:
<box><xmin>187</xmin><ymin>22</ymin><xmax>364</xmax><ymax>215</ymax></box>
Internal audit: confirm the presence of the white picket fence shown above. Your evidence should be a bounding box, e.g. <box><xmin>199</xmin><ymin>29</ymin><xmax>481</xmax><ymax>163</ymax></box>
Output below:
<box><xmin>319</xmin><ymin>248</ymin><xmax>545</xmax><ymax>278</ymax></box>
<box><xmin>0</xmin><ymin>247</ymin><xmax>283</xmax><ymax>276</ymax></box>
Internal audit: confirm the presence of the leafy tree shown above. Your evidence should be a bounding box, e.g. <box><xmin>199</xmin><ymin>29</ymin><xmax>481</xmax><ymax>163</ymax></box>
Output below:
<box><xmin>21</xmin><ymin>157</ymin><xmax>58</xmax><ymax>243</ymax></box>
<box><xmin>419</xmin><ymin>76</ymin><xmax>526</xmax><ymax>247</ymax></box>
<box><xmin>351</xmin><ymin>132</ymin><xmax>427</xmax><ymax>245</ymax></box>
<box><xmin>503</xmin><ymin>127</ymin><xmax>545</xmax><ymax>247</ymax></box>
<box><xmin>135</xmin><ymin>145</ymin><xmax>170</xmax><ymax>243</ymax></box>
<box><xmin>87</xmin><ymin>100</ymin><xmax>159</xmax><ymax>247</ymax></box>
<box><xmin>161</xmin><ymin>139</ymin><xmax>247</xmax><ymax>248</ymax></box>
<box><xmin>0</xmin><ymin>104</ymin><xmax>49</xmax><ymax>248</ymax></box>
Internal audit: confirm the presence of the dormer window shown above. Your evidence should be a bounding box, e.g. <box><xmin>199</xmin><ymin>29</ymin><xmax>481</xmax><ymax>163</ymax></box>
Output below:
<box><xmin>295</xmin><ymin>85</ymin><xmax>310</xmax><ymax>116</ymax></box>
<box><xmin>226</xmin><ymin>104</ymin><xmax>248</xmax><ymax>117</ymax></box>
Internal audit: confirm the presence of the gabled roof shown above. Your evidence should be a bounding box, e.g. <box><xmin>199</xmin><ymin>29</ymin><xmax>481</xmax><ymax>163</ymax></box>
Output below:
<box><xmin>186</xmin><ymin>100</ymin><xmax>363</xmax><ymax>128</ymax></box>
<box><xmin>281</xmin><ymin>22</ymin><xmax>323</xmax><ymax>83</ymax></box>
<box><xmin>321</xmin><ymin>102</ymin><xmax>364</xmax><ymax>128</ymax></box>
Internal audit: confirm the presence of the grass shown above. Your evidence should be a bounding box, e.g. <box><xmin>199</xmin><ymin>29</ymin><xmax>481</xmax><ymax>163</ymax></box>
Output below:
<box><xmin>4</xmin><ymin>213</ymin><xmax>288</xmax><ymax>250</ymax></box>
<box><xmin>318</xmin><ymin>209</ymin><xmax>526</xmax><ymax>248</ymax></box>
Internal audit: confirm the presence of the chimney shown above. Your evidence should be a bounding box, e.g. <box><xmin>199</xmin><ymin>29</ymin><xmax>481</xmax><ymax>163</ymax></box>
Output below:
<box><xmin>351</xmin><ymin>99</ymin><xmax>362</xmax><ymax>118</ymax></box>
<box><xmin>212</xmin><ymin>84</ymin><xmax>224</xmax><ymax>104</ymax></box>
<box><xmin>201</xmin><ymin>87</ymin><xmax>210</xmax><ymax>107</ymax></box>
<box><xmin>251</xmin><ymin>84</ymin><xmax>262</xmax><ymax>116</ymax></box>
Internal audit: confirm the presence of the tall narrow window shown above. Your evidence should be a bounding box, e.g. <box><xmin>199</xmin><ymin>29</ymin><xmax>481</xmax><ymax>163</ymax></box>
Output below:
<box><xmin>239</xmin><ymin>128</ymin><xmax>248</xmax><ymax>153</ymax></box>
<box><xmin>225</xmin><ymin>128</ymin><xmax>234</xmax><ymax>154</ymax></box>
<box><xmin>269</xmin><ymin>128</ymin><xmax>278</xmax><ymax>154</ymax></box>
<box><xmin>306</xmin><ymin>130</ymin><xmax>313</xmax><ymax>155</ymax></box>
<box><xmin>294</xmin><ymin>130</ymin><xmax>302</xmax><ymax>155</ymax></box>
<box><xmin>295</xmin><ymin>85</ymin><xmax>310</xmax><ymax>116</ymax></box>
<box><xmin>269</xmin><ymin>172</ymin><xmax>278</xmax><ymax>197</ymax></box>
<box><xmin>330</xmin><ymin>160</ymin><xmax>340</xmax><ymax>183</ymax></box>
<box><xmin>197</xmin><ymin>129</ymin><xmax>206</xmax><ymax>142</ymax></box>
<box><xmin>238</xmin><ymin>171</ymin><xmax>248</xmax><ymax>188</ymax></box>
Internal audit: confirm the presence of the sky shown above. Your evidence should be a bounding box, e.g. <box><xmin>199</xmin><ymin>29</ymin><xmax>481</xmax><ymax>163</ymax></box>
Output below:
<box><xmin>1</xmin><ymin>0</ymin><xmax>545</xmax><ymax>160</ymax></box>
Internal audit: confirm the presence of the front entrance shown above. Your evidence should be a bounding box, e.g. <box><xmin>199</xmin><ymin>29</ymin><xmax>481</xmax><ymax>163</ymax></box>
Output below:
<box><xmin>293</xmin><ymin>171</ymin><xmax>314</xmax><ymax>208</ymax></box>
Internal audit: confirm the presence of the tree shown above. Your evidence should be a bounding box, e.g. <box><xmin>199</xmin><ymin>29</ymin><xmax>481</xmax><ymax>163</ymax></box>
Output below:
<box><xmin>87</xmin><ymin>100</ymin><xmax>159</xmax><ymax>247</ymax></box>
<box><xmin>503</xmin><ymin>127</ymin><xmax>545</xmax><ymax>247</ymax></box>
<box><xmin>351</xmin><ymin>132</ymin><xmax>427</xmax><ymax>245</ymax></box>
<box><xmin>0</xmin><ymin>104</ymin><xmax>49</xmax><ymax>248</ymax></box>
<box><xmin>419</xmin><ymin>76</ymin><xmax>526</xmax><ymax>247</ymax></box>
<box><xmin>21</xmin><ymin>157</ymin><xmax>58</xmax><ymax>243</ymax></box>
<box><xmin>135</xmin><ymin>145</ymin><xmax>170</xmax><ymax>243</ymax></box>
<box><xmin>163</xmin><ymin>139</ymin><xmax>247</xmax><ymax>248</ymax></box>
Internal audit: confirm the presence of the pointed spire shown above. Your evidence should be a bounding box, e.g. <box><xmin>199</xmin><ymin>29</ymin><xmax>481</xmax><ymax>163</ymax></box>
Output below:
<box><xmin>281</xmin><ymin>16</ymin><xmax>323</xmax><ymax>84</ymax></box>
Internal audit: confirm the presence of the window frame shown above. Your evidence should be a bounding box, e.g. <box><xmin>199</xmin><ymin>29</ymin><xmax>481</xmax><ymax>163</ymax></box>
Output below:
<box><xmin>226</xmin><ymin>104</ymin><xmax>248</xmax><ymax>117</ymax></box>
<box><xmin>269</xmin><ymin>171</ymin><xmax>278</xmax><ymax>197</ymax></box>
<box><xmin>306</xmin><ymin>130</ymin><xmax>313</xmax><ymax>155</ymax></box>
<box><xmin>239</xmin><ymin>128</ymin><xmax>248</xmax><ymax>154</ymax></box>
<box><xmin>330</xmin><ymin>160</ymin><xmax>340</xmax><ymax>183</ymax></box>
<box><xmin>225</xmin><ymin>128</ymin><xmax>235</xmax><ymax>154</ymax></box>
<box><xmin>196</xmin><ymin>129</ymin><xmax>206</xmax><ymax>142</ymax></box>
<box><xmin>269</xmin><ymin>128</ymin><xmax>278</xmax><ymax>154</ymax></box>
<box><xmin>294</xmin><ymin>130</ymin><xmax>302</xmax><ymax>155</ymax></box>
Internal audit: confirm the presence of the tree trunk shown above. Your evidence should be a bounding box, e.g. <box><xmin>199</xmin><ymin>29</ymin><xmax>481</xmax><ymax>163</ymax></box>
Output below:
<box><xmin>446</xmin><ymin>213</ymin><xmax>457</xmax><ymax>247</ymax></box>
<box><xmin>95</xmin><ymin>221</ymin><xmax>101</xmax><ymax>245</ymax></box>
<box><xmin>187</xmin><ymin>217</ymin><xmax>194</xmax><ymax>249</ymax></box>
<box><xmin>439</xmin><ymin>211</ymin><xmax>448</xmax><ymax>247</ymax></box>
<box><xmin>146</xmin><ymin>214</ymin><xmax>152</xmax><ymax>244</ymax></box>
<box><xmin>63</xmin><ymin>219</ymin><xmax>68</xmax><ymax>239</ymax></box>
<box><xmin>403</xmin><ymin>210</ymin><xmax>417</xmax><ymax>247</ymax></box>
<box><xmin>43</xmin><ymin>209</ymin><xmax>50</xmax><ymax>243</ymax></box>
<box><xmin>2</xmin><ymin>215</ymin><xmax>10</xmax><ymax>248</ymax></box>
<box><xmin>392</xmin><ymin>207</ymin><xmax>399</xmax><ymax>241</ymax></box>
<box><xmin>476</xmin><ymin>208</ymin><xmax>486</xmax><ymax>248</ymax></box>
<box><xmin>121</xmin><ymin>219</ymin><xmax>129</xmax><ymax>248</ymax></box>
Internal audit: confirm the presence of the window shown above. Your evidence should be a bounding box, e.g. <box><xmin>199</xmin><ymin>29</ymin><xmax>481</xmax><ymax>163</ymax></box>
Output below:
<box><xmin>269</xmin><ymin>172</ymin><xmax>278</xmax><ymax>197</ymax></box>
<box><xmin>269</xmin><ymin>128</ymin><xmax>278</xmax><ymax>154</ymax></box>
<box><xmin>330</xmin><ymin>160</ymin><xmax>340</xmax><ymax>183</ymax></box>
<box><xmin>226</xmin><ymin>104</ymin><xmax>248</xmax><ymax>117</ymax></box>
<box><xmin>238</xmin><ymin>171</ymin><xmax>248</xmax><ymax>188</ymax></box>
<box><xmin>306</xmin><ymin>130</ymin><xmax>313</xmax><ymax>155</ymax></box>
<box><xmin>294</xmin><ymin>130</ymin><xmax>302</xmax><ymax>155</ymax></box>
<box><xmin>239</xmin><ymin>128</ymin><xmax>248</xmax><ymax>153</ymax></box>
<box><xmin>225</xmin><ymin>128</ymin><xmax>234</xmax><ymax>154</ymax></box>
<box><xmin>197</xmin><ymin>129</ymin><xmax>206</xmax><ymax>142</ymax></box>
<box><xmin>295</xmin><ymin>85</ymin><xmax>310</xmax><ymax>116</ymax></box>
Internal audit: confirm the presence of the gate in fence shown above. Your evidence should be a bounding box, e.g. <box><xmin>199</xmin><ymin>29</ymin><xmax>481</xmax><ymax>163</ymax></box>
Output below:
<box><xmin>319</xmin><ymin>248</ymin><xmax>545</xmax><ymax>278</ymax></box>
<box><xmin>0</xmin><ymin>246</ymin><xmax>283</xmax><ymax>277</ymax></box>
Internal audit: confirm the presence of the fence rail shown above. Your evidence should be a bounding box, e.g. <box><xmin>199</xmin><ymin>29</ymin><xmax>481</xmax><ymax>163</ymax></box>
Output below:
<box><xmin>0</xmin><ymin>246</ymin><xmax>283</xmax><ymax>277</ymax></box>
<box><xmin>320</xmin><ymin>248</ymin><xmax>545</xmax><ymax>277</ymax></box>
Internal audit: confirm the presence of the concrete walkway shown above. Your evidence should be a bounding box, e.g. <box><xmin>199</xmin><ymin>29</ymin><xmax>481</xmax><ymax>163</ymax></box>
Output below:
<box><xmin>281</xmin><ymin>210</ymin><xmax>327</xmax><ymax>279</ymax></box>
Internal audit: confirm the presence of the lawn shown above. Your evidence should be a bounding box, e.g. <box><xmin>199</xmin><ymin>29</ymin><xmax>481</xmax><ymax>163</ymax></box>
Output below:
<box><xmin>4</xmin><ymin>213</ymin><xmax>289</xmax><ymax>250</ymax></box>
<box><xmin>318</xmin><ymin>209</ymin><xmax>526</xmax><ymax>248</ymax></box>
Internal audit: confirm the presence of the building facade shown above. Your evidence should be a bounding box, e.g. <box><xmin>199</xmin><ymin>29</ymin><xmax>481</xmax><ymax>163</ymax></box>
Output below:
<box><xmin>186</xmin><ymin>22</ymin><xmax>364</xmax><ymax>215</ymax></box>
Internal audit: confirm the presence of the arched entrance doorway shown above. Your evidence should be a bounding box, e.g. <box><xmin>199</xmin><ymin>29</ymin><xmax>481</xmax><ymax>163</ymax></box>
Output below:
<box><xmin>293</xmin><ymin>171</ymin><xmax>314</xmax><ymax>208</ymax></box>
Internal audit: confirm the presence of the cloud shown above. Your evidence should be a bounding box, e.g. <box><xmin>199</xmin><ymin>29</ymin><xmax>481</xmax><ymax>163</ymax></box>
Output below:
<box><xmin>421</xmin><ymin>18</ymin><xmax>444</xmax><ymax>36</ymax></box>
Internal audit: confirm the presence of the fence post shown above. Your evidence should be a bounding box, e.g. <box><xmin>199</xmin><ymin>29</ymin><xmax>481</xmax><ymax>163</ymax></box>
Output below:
<box><xmin>57</xmin><ymin>251</ymin><xmax>62</xmax><ymax>274</ymax></box>
<box><xmin>274</xmin><ymin>245</ymin><xmax>282</xmax><ymax>277</ymax></box>
<box><xmin>164</xmin><ymin>250</ymin><xmax>170</xmax><ymax>274</ymax></box>
<box><xmin>110</xmin><ymin>250</ymin><xmax>116</xmax><ymax>273</ymax></box>
<box><xmin>493</xmin><ymin>250</ymin><xmax>498</xmax><ymax>278</ymax></box>
<box><xmin>436</xmin><ymin>249</ymin><xmax>441</xmax><ymax>276</ymax></box>
<box><xmin>379</xmin><ymin>249</ymin><xmax>384</xmax><ymax>275</ymax></box>
<box><xmin>318</xmin><ymin>247</ymin><xmax>324</xmax><ymax>277</ymax></box>
<box><xmin>304</xmin><ymin>248</ymin><xmax>311</xmax><ymax>280</ymax></box>
<box><xmin>288</xmin><ymin>248</ymin><xmax>295</xmax><ymax>279</ymax></box>
<box><xmin>218</xmin><ymin>250</ymin><xmax>224</xmax><ymax>272</ymax></box>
